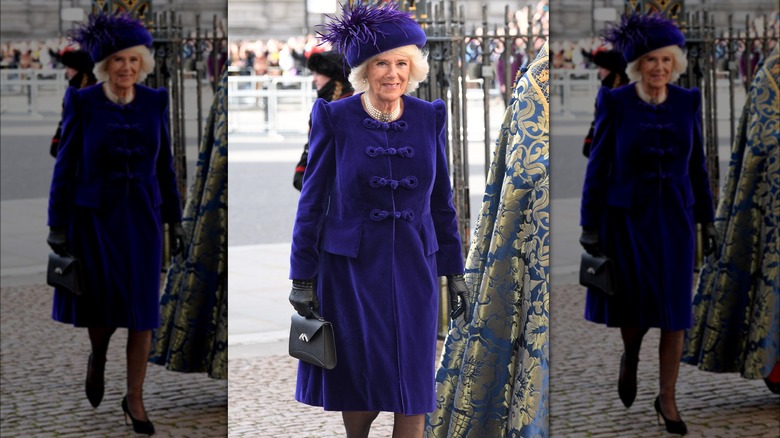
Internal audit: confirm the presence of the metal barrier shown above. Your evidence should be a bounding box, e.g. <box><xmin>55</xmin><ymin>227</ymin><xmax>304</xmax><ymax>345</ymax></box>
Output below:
<box><xmin>0</xmin><ymin>69</ymin><xmax>210</xmax><ymax>115</ymax></box>
<box><xmin>0</xmin><ymin>69</ymin><xmax>68</xmax><ymax>114</ymax></box>
<box><xmin>551</xmin><ymin>69</ymin><xmax>600</xmax><ymax>115</ymax></box>
<box><xmin>227</xmin><ymin>75</ymin><xmax>316</xmax><ymax>135</ymax></box>
<box><xmin>226</xmin><ymin>74</ymin><xmax>503</xmax><ymax>136</ymax></box>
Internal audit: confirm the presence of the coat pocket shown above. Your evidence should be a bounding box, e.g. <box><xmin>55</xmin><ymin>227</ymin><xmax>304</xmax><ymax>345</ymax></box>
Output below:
<box><xmin>420</xmin><ymin>214</ymin><xmax>439</xmax><ymax>256</ymax></box>
<box><xmin>320</xmin><ymin>217</ymin><xmax>362</xmax><ymax>258</ymax></box>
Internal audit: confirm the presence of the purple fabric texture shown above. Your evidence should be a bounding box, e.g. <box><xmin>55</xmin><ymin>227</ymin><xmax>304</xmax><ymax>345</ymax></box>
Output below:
<box><xmin>604</xmin><ymin>13</ymin><xmax>686</xmax><ymax>63</ymax></box>
<box><xmin>318</xmin><ymin>2</ymin><xmax>427</xmax><ymax>68</ymax></box>
<box><xmin>289</xmin><ymin>93</ymin><xmax>464</xmax><ymax>414</ymax></box>
<box><xmin>49</xmin><ymin>84</ymin><xmax>182</xmax><ymax>330</ymax></box>
<box><xmin>580</xmin><ymin>84</ymin><xmax>715</xmax><ymax>330</ymax></box>
<box><xmin>71</xmin><ymin>13</ymin><xmax>153</xmax><ymax>63</ymax></box>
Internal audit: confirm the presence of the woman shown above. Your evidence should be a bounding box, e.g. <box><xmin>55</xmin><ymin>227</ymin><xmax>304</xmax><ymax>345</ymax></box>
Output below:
<box><xmin>427</xmin><ymin>40</ymin><xmax>550</xmax><ymax>438</ymax></box>
<box><xmin>46</xmin><ymin>13</ymin><xmax>184</xmax><ymax>436</ymax></box>
<box><xmin>579</xmin><ymin>13</ymin><xmax>718</xmax><ymax>435</ymax></box>
<box><xmin>682</xmin><ymin>44</ymin><xmax>779</xmax><ymax>394</ymax></box>
<box><xmin>50</xmin><ymin>49</ymin><xmax>97</xmax><ymax>157</ymax></box>
<box><xmin>293</xmin><ymin>50</ymin><xmax>354</xmax><ymax>191</ymax></box>
<box><xmin>582</xmin><ymin>48</ymin><xmax>628</xmax><ymax>157</ymax></box>
<box><xmin>288</xmin><ymin>3</ymin><xmax>467</xmax><ymax>437</ymax></box>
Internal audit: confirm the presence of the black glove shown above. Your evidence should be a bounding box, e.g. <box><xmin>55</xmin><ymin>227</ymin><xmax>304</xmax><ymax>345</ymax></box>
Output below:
<box><xmin>47</xmin><ymin>227</ymin><xmax>68</xmax><ymax>255</ymax></box>
<box><xmin>702</xmin><ymin>222</ymin><xmax>719</xmax><ymax>257</ymax></box>
<box><xmin>579</xmin><ymin>226</ymin><xmax>600</xmax><ymax>255</ymax></box>
<box><xmin>169</xmin><ymin>223</ymin><xmax>185</xmax><ymax>256</ymax></box>
<box><xmin>289</xmin><ymin>279</ymin><xmax>319</xmax><ymax>318</ymax></box>
<box><xmin>446</xmin><ymin>274</ymin><xmax>469</xmax><ymax>321</ymax></box>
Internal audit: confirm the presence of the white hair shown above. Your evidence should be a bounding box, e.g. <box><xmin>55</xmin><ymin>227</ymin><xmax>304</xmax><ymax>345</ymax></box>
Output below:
<box><xmin>93</xmin><ymin>45</ymin><xmax>155</xmax><ymax>83</ymax></box>
<box><xmin>349</xmin><ymin>44</ymin><xmax>429</xmax><ymax>94</ymax></box>
<box><xmin>626</xmin><ymin>45</ymin><xmax>687</xmax><ymax>83</ymax></box>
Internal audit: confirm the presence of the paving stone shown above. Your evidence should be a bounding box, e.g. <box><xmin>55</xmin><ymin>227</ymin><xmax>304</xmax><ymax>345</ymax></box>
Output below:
<box><xmin>0</xmin><ymin>283</ymin><xmax>227</xmax><ymax>437</ymax></box>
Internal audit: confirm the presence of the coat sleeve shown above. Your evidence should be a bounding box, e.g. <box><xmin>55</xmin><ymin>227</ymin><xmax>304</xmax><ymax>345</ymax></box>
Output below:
<box><xmin>289</xmin><ymin>98</ymin><xmax>336</xmax><ymax>280</ymax></box>
<box><xmin>430</xmin><ymin>99</ymin><xmax>465</xmax><ymax>276</ymax></box>
<box><xmin>48</xmin><ymin>87</ymin><xmax>82</xmax><ymax>228</ymax></box>
<box><xmin>688</xmin><ymin>88</ymin><xmax>716</xmax><ymax>223</ymax></box>
<box><xmin>156</xmin><ymin>88</ymin><xmax>183</xmax><ymax>224</ymax></box>
<box><xmin>580</xmin><ymin>86</ymin><xmax>615</xmax><ymax>228</ymax></box>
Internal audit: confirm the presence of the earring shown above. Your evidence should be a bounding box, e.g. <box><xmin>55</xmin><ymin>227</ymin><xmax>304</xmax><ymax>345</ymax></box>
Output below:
<box><xmin>363</xmin><ymin>75</ymin><xmax>367</xmax><ymax>83</ymax></box>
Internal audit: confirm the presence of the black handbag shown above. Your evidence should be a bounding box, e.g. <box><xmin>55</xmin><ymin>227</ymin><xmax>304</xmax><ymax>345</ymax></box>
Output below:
<box><xmin>46</xmin><ymin>252</ymin><xmax>84</xmax><ymax>296</ymax></box>
<box><xmin>579</xmin><ymin>252</ymin><xmax>616</xmax><ymax>297</ymax></box>
<box><xmin>289</xmin><ymin>310</ymin><xmax>337</xmax><ymax>370</ymax></box>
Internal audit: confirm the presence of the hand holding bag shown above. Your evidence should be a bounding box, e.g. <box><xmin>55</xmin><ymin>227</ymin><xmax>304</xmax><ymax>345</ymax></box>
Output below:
<box><xmin>46</xmin><ymin>252</ymin><xmax>84</xmax><ymax>296</ymax></box>
<box><xmin>289</xmin><ymin>310</ymin><xmax>337</xmax><ymax>369</ymax></box>
<box><xmin>579</xmin><ymin>252</ymin><xmax>616</xmax><ymax>297</ymax></box>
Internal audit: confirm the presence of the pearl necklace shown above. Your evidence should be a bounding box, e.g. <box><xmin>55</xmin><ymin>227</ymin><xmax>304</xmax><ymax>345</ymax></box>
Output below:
<box><xmin>362</xmin><ymin>92</ymin><xmax>400</xmax><ymax>122</ymax></box>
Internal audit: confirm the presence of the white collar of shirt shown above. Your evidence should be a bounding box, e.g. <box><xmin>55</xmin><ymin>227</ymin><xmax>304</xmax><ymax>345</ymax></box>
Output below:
<box><xmin>102</xmin><ymin>82</ymin><xmax>135</xmax><ymax>105</ymax></box>
<box><xmin>634</xmin><ymin>81</ymin><xmax>667</xmax><ymax>105</ymax></box>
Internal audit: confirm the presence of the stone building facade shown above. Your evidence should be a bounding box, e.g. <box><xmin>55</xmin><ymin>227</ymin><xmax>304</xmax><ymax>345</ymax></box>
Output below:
<box><xmin>0</xmin><ymin>0</ymin><xmax>226</xmax><ymax>40</ymax></box>
<box><xmin>550</xmin><ymin>0</ymin><xmax>777</xmax><ymax>39</ymax></box>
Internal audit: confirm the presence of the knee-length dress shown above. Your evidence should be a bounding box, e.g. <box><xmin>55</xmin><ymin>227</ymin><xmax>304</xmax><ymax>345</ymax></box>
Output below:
<box><xmin>289</xmin><ymin>94</ymin><xmax>464</xmax><ymax>415</ymax></box>
<box><xmin>580</xmin><ymin>84</ymin><xmax>715</xmax><ymax>330</ymax></box>
<box><xmin>48</xmin><ymin>84</ymin><xmax>182</xmax><ymax>331</ymax></box>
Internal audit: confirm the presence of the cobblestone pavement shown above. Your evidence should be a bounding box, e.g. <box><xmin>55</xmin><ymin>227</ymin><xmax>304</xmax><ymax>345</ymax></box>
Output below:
<box><xmin>228</xmin><ymin>281</ymin><xmax>779</xmax><ymax>437</ymax></box>
<box><xmin>550</xmin><ymin>280</ymin><xmax>780</xmax><ymax>437</ymax></box>
<box><xmin>0</xmin><ymin>283</ymin><xmax>227</xmax><ymax>437</ymax></box>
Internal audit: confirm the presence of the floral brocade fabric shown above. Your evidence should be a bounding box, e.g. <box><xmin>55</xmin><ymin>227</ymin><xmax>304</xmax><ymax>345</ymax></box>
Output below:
<box><xmin>426</xmin><ymin>40</ymin><xmax>550</xmax><ymax>437</ymax></box>
<box><xmin>682</xmin><ymin>45</ymin><xmax>779</xmax><ymax>380</ymax></box>
<box><xmin>149</xmin><ymin>70</ymin><xmax>228</xmax><ymax>379</ymax></box>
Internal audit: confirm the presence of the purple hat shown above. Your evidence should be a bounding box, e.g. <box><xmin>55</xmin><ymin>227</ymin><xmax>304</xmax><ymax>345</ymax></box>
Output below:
<box><xmin>71</xmin><ymin>13</ymin><xmax>153</xmax><ymax>63</ymax></box>
<box><xmin>604</xmin><ymin>13</ymin><xmax>685</xmax><ymax>63</ymax></box>
<box><xmin>318</xmin><ymin>2</ymin><xmax>427</xmax><ymax>68</ymax></box>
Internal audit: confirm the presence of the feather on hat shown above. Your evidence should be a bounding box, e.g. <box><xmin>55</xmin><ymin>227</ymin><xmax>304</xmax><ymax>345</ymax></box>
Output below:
<box><xmin>70</xmin><ymin>12</ymin><xmax>153</xmax><ymax>63</ymax></box>
<box><xmin>603</xmin><ymin>13</ymin><xmax>685</xmax><ymax>63</ymax></box>
<box><xmin>318</xmin><ymin>1</ymin><xmax>426</xmax><ymax>68</ymax></box>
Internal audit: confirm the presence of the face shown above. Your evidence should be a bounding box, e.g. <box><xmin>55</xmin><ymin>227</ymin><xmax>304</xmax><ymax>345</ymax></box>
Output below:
<box><xmin>597</xmin><ymin>66</ymin><xmax>610</xmax><ymax>81</ymax></box>
<box><xmin>65</xmin><ymin>66</ymin><xmax>78</xmax><ymax>80</ymax></box>
<box><xmin>638</xmin><ymin>48</ymin><xmax>674</xmax><ymax>90</ymax></box>
<box><xmin>365</xmin><ymin>52</ymin><xmax>410</xmax><ymax>105</ymax></box>
<box><xmin>312</xmin><ymin>71</ymin><xmax>331</xmax><ymax>91</ymax></box>
<box><xmin>106</xmin><ymin>47</ymin><xmax>141</xmax><ymax>91</ymax></box>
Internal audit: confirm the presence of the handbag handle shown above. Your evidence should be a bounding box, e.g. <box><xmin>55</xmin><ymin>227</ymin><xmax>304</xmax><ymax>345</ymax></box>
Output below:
<box><xmin>308</xmin><ymin>308</ymin><xmax>326</xmax><ymax>322</ymax></box>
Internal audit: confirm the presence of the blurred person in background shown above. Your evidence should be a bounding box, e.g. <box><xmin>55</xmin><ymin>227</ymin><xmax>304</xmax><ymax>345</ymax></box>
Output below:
<box><xmin>50</xmin><ymin>49</ymin><xmax>97</xmax><ymax>158</ymax></box>
<box><xmin>292</xmin><ymin>50</ymin><xmax>354</xmax><ymax>191</ymax></box>
<box><xmin>581</xmin><ymin>48</ymin><xmax>628</xmax><ymax>157</ymax></box>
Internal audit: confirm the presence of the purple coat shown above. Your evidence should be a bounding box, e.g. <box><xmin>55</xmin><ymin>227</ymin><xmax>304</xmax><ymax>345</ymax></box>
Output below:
<box><xmin>290</xmin><ymin>93</ymin><xmax>464</xmax><ymax>414</ymax></box>
<box><xmin>580</xmin><ymin>84</ymin><xmax>715</xmax><ymax>330</ymax></box>
<box><xmin>49</xmin><ymin>84</ymin><xmax>182</xmax><ymax>330</ymax></box>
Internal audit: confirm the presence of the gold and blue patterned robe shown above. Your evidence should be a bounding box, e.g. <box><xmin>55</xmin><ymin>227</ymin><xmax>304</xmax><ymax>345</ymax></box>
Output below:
<box><xmin>426</xmin><ymin>40</ymin><xmax>549</xmax><ymax>437</ymax></box>
<box><xmin>682</xmin><ymin>45</ymin><xmax>779</xmax><ymax>380</ymax></box>
<box><xmin>149</xmin><ymin>70</ymin><xmax>228</xmax><ymax>379</ymax></box>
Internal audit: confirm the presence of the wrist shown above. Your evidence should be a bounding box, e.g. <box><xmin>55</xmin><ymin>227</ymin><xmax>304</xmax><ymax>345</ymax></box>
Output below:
<box><xmin>292</xmin><ymin>279</ymin><xmax>314</xmax><ymax>288</ymax></box>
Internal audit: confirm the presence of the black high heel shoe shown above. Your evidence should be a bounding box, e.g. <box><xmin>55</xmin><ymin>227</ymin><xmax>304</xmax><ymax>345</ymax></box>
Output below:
<box><xmin>654</xmin><ymin>396</ymin><xmax>687</xmax><ymax>435</ymax></box>
<box><xmin>85</xmin><ymin>353</ymin><xmax>105</xmax><ymax>408</ymax></box>
<box><xmin>618</xmin><ymin>353</ymin><xmax>638</xmax><ymax>408</ymax></box>
<box><xmin>122</xmin><ymin>395</ymin><xmax>155</xmax><ymax>436</ymax></box>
